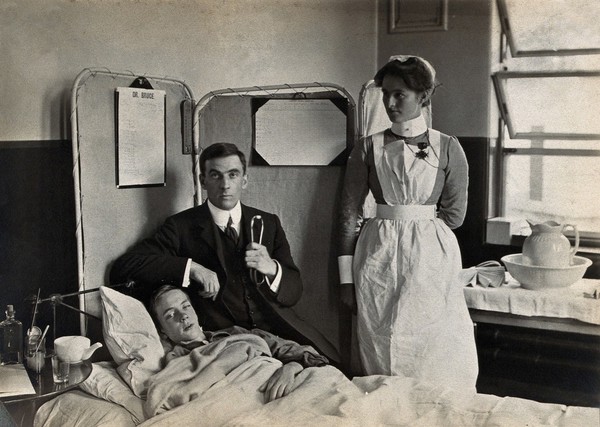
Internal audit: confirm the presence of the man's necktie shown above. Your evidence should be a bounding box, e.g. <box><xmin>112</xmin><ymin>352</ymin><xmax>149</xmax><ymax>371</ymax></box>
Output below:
<box><xmin>224</xmin><ymin>216</ymin><xmax>238</xmax><ymax>243</ymax></box>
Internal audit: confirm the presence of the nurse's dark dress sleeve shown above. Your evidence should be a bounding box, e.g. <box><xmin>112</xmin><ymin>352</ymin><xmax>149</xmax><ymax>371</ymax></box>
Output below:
<box><xmin>337</xmin><ymin>137</ymin><xmax>371</xmax><ymax>283</ymax></box>
<box><xmin>437</xmin><ymin>136</ymin><xmax>468</xmax><ymax>229</ymax></box>
<box><xmin>339</xmin><ymin>137</ymin><xmax>371</xmax><ymax>255</ymax></box>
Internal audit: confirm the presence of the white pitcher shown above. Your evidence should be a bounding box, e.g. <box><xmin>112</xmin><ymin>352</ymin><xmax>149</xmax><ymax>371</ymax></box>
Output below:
<box><xmin>522</xmin><ymin>220</ymin><xmax>579</xmax><ymax>267</ymax></box>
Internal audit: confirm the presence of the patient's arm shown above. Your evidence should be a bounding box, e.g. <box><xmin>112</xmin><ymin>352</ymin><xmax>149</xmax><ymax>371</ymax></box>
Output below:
<box><xmin>245</xmin><ymin>328</ymin><xmax>328</xmax><ymax>367</ymax></box>
<box><xmin>258</xmin><ymin>361</ymin><xmax>303</xmax><ymax>402</ymax></box>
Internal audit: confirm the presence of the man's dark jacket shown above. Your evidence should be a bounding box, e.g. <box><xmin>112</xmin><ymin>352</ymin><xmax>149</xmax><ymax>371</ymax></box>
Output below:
<box><xmin>110</xmin><ymin>202</ymin><xmax>339</xmax><ymax>363</ymax></box>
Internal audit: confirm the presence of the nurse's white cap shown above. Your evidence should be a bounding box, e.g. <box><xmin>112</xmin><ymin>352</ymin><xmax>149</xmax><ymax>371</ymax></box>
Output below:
<box><xmin>386</xmin><ymin>55</ymin><xmax>436</xmax><ymax>81</ymax></box>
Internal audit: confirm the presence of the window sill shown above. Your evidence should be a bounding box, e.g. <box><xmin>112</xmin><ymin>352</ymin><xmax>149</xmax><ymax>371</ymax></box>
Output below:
<box><xmin>485</xmin><ymin>217</ymin><xmax>600</xmax><ymax>251</ymax></box>
<box><xmin>485</xmin><ymin>217</ymin><xmax>529</xmax><ymax>246</ymax></box>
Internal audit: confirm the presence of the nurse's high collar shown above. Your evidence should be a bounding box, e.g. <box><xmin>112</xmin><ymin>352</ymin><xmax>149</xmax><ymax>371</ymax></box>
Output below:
<box><xmin>390</xmin><ymin>114</ymin><xmax>428</xmax><ymax>137</ymax></box>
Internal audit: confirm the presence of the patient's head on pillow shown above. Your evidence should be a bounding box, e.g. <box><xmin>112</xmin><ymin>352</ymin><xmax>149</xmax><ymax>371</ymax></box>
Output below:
<box><xmin>99</xmin><ymin>286</ymin><xmax>164</xmax><ymax>398</ymax></box>
<box><xmin>150</xmin><ymin>285</ymin><xmax>206</xmax><ymax>345</ymax></box>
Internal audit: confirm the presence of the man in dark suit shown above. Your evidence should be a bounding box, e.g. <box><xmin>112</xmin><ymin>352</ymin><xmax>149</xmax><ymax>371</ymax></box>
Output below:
<box><xmin>110</xmin><ymin>143</ymin><xmax>338</xmax><ymax>363</ymax></box>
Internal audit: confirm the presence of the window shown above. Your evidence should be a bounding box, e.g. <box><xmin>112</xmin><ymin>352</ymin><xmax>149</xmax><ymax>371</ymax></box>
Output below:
<box><xmin>490</xmin><ymin>0</ymin><xmax>600</xmax><ymax>246</ymax></box>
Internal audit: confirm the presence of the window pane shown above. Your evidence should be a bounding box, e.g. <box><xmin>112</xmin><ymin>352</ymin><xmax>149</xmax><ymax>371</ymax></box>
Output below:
<box><xmin>503</xmin><ymin>151</ymin><xmax>600</xmax><ymax>233</ymax></box>
<box><xmin>500</xmin><ymin>0</ymin><xmax>600</xmax><ymax>55</ymax></box>
<box><xmin>497</xmin><ymin>73</ymin><xmax>600</xmax><ymax>138</ymax></box>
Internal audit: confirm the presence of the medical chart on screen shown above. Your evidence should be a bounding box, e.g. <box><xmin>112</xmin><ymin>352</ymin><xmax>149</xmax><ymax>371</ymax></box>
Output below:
<box><xmin>254</xmin><ymin>99</ymin><xmax>346</xmax><ymax>166</ymax></box>
<box><xmin>116</xmin><ymin>87</ymin><xmax>166</xmax><ymax>187</ymax></box>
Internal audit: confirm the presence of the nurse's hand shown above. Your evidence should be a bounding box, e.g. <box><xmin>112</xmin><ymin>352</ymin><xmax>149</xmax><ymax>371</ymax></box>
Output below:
<box><xmin>340</xmin><ymin>283</ymin><xmax>357</xmax><ymax>314</ymax></box>
<box><xmin>190</xmin><ymin>262</ymin><xmax>220</xmax><ymax>300</ymax></box>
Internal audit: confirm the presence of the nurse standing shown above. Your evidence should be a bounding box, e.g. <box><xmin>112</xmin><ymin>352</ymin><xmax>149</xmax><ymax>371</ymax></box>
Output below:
<box><xmin>338</xmin><ymin>56</ymin><xmax>478</xmax><ymax>392</ymax></box>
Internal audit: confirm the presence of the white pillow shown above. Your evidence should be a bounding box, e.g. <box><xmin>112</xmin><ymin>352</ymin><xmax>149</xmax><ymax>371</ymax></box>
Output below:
<box><xmin>100</xmin><ymin>286</ymin><xmax>163</xmax><ymax>398</ymax></box>
<box><xmin>80</xmin><ymin>361</ymin><xmax>146</xmax><ymax>423</ymax></box>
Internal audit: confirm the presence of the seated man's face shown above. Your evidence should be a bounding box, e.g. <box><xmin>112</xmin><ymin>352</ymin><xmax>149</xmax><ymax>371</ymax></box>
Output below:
<box><xmin>200</xmin><ymin>154</ymin><xmax>248</xmax><ymax>211</ymax></box>
<box><xmin>154</xmin><ymin>289</ymin><xmax>205</xmax><ymax>344</ymax></box>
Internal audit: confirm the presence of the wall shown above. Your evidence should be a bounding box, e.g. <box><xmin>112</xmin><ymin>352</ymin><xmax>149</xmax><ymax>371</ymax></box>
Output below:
<box><xmin>377</xmin><ymin>0</ymin><xmax>495</xmax><ymax>269</ymax></box>
<box><xmin>0</xmin><ymin>0</ymin><xmax>377</xmax><ymax>351</ymax></box>
<box><xmin>0</xmin><ymin>0</ymin><xmax>376</xmax><ymax>141</ymax></box>
<box><xmin>1</xmin><ymin>0</ymin><xmax>513</xmax><ymax>364</ymax></box>
<box><xmin>377</xmin><ymin>0</ymin><xmax>494</xmax><ymax>138</ymax></box>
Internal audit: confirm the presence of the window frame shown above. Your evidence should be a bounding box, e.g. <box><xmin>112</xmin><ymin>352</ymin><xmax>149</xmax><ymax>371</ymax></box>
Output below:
<box><xmin>488</xmin><ymin>1</ymin><xmax>600</xmax><ymax>247</ymax></box>
<box><xmin>492</xmin><ymin>71</ymin><xmax>600</xmax><ymax>141</ymax></box>
<box><xmin>497</xmin><ymin>0</ymin><xmax>600</xmax><ymax>57</ymax></box>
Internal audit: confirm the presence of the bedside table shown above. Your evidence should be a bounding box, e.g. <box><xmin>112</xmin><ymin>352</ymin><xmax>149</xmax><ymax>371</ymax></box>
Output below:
<box><xmin>464</xmin><ymin>278</ymin><xmax>600</xmax><ymax>407</ymax></box>
<box><xmin>1</xmin><ymin>359</ymin><xmax>92</xmax><ymax>426</ymax></box>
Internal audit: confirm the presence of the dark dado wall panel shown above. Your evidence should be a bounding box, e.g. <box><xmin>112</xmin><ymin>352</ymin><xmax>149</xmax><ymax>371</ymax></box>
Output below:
<box><xmin>476</xmin><ymin>323</ymin><xmax>600</xmax><ymax>407</ymax></box>
<box><xmin>454</xmin><ymin>136</ymin><xmax>490</xmax><ymax>268</ymax></box>
<box><xmin>0</xmin><ymin>140</ymin><xmax>79</xmax><ymax>339</ymax></box>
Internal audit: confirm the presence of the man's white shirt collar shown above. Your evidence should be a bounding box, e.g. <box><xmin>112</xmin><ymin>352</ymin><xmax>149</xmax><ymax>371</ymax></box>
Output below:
<box><xmin>207</xmin><ymin>200</ymin><xmax>242</xmax><ymax>232</ymax></box>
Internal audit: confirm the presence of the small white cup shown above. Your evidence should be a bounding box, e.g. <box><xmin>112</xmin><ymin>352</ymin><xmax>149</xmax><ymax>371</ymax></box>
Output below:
<box><xmin>51</xmin><ymin>356</ymin><xmax>70</xmax><ymax>383</ymax></box>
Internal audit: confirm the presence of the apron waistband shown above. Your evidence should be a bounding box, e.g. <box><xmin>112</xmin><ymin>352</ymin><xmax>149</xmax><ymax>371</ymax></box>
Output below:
<box><xmin>376</xmin><ymin>204</ymin><xmax>436</xmax><ymax>220</ymax></box>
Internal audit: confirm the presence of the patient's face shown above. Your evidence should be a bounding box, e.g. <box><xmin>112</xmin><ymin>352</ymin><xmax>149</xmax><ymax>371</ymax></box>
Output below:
<box><xmin>154</xmin><ymin>289</ymin><xmax>205</xmax><ymax>344</ymax></box>
<box><xmin>201</xmin><ymin>154</ymin><xmax>248</xmax><ymax>211</ymax></box>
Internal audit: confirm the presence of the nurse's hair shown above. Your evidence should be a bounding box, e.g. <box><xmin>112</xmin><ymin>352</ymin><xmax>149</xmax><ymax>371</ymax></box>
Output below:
<box><xmin>373</xmin><ymin>56</ymin><xmax>438</xmax><ymax>106</ymax></box>
<box><xmin>200</xmin><ymin>142</ymin><xmax>247</xmax><ymax>175</ymax></box>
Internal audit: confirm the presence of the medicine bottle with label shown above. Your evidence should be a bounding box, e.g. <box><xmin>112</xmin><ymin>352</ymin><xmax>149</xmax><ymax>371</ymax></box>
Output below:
<box><xmin>0</xmin><ymin>305</ymin><xmax>23</xmax><ymax>365</ymax></box>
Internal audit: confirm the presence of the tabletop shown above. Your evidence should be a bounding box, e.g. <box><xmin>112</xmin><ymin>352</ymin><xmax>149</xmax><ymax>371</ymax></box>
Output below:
<box><xmin>464</xmin><ymin>277</ymin><xmax>600</xmax><ymax>335</ymax></box>
<box><xmin>1</xmin><ymin>358</ymin><xmax>92</xmax><ymax>404</ymax></box>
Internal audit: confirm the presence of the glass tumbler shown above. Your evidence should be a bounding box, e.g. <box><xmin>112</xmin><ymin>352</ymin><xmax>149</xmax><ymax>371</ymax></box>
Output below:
<box><xmin>51</xmin><ymin>355</ymin><xmax>70</xmax><ymax>383</ymax></box>
<box><xmin>26</xmin><ymin>335</ymin><xmax>46</xmax><ymax>373</ymax></box>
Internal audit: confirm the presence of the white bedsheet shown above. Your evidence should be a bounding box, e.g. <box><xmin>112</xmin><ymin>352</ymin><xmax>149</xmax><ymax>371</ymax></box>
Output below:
<box><xmin>35</xmin><ymin>355</ymin><xmax>599</xmax><ymax>427</ymax></box>
<box><xmin>140</xmin><ymin>364</ymin><xmax>598</xmax><ymax>427</ymax></box>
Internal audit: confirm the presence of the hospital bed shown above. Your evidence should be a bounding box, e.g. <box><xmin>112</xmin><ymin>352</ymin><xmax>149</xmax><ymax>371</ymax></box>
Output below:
<box><xmin>33</xmin><ymin>286</ymin><xmax>599</xmax><ymax>427</ymax></box>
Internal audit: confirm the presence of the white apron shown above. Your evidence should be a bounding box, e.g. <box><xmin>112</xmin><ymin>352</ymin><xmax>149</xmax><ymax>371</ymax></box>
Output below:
<box><xmin>353</xmin><ymin>130</ymin><xmax>478</xmax><ymax>392</ymax></box>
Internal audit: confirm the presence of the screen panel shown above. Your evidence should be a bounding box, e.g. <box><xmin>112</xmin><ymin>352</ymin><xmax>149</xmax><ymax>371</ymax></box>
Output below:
<box><xmin>252</xmin><ymin>98</ymin><xmax>348</xmax><ymax>166</ymax></box>
<box><xmin>73</xmin><ymin>70</ymin><xmax>195</xmax><ymax>324</ymax></box>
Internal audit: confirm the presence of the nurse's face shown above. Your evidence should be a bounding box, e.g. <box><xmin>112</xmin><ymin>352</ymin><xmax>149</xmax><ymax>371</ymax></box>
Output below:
<box><xmin>381</xmin><ymin>74</ymin><xmax>424</xmax><ymax>124</ymax></box>
<box><xmin>200</xmin><ymin>154</ymin><xmax>248</xmax><ymax>211</ymax></box>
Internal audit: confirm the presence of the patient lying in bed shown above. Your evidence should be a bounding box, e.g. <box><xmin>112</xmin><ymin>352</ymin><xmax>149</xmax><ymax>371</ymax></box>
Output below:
<box><xmin>34</xmin><ymin>285</ymin><xmax>599</xmax><ymax>427</ymax></box>
<box><xmin>149</xmin><ymin>285</ymin><xmax>328</xmax><ymax>403</ymax></box>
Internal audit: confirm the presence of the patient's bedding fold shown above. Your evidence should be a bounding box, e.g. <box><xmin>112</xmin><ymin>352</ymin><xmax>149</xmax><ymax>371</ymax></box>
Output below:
<box><xmin>144</xmin><ymin>332</ymin><xmax>325</xmax><ymax>418</ymax></box>
<box><xmin>145</xmin><ymin>334</ymin><xmax>274</xmax><ymax>416</ymax></box>
<box><xmin>141</xmin><ymin>366</ymin><xmax>598</xmax><ymax>427</ymax></box>
<box><xmin>35</xmin><ymin>354</ymin><xmax>599</xmax><ymax>427</ymax></box>
<box><xmin>140</xmin><ymin>332</ymin><xmax>598</xmax><ymax>427</ymax></box>
<box><xmin>34</xmin><ymin>330</ymin><xmax>600</xmax><ymax>426</ymax></box>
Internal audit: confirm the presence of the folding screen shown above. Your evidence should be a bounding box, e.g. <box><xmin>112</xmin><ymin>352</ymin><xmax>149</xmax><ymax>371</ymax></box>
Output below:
<box><xmin>71</xmin><ymin>69</ymin><xmax>195</xmax><ymax>332</ymax></box>
<box><xmin>194</xmin><ymin>83</ymin><xmax>356</xmax><ymax>355</ymax></box>
<box><xmin>72</xmin><ymin>74</ymin><xmax>357</xmax><ymax>358</ymax></box>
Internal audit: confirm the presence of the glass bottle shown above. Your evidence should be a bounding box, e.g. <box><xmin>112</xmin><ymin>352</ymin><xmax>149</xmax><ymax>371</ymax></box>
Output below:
<box><xmin>0</xmin><ymin>305</ymin><xmax>23</xmax><ymax>365</ymax></box>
